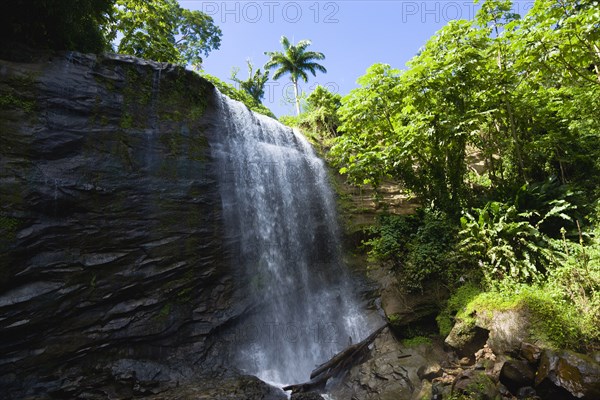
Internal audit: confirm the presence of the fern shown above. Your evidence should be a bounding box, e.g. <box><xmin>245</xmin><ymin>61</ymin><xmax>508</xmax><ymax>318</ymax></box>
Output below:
<box><xmin>460</xmin><ymin>200</ymin><xmax>568</xmax><ymax>284</ymax></box>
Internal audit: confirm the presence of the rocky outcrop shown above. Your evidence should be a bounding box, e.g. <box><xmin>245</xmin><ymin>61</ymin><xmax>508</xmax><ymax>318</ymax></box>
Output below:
<box><xmin>535</xmin><ymin>349</ymin><xmax>600</xmax><ymax>399</ymax></box>
<box><xmin>145</xmin><ymin>375</ymin><xmax>287</xmax><ymax>400</ymax></box>
<box><xmin>330</xmin><ymin>301</ymin><xmax>600</xmax><ymax>400</ymax></box>
<box><xmin>442</xmin><ymin>306</ymin><xmax>600</xmax><ymax>400</ymax></box>
<box><xmin>290</xmin><ymin>393</ymin><xmax>325</xmax><ymax>400</ymax></box>
<box><xmin>0</xmin><ymin>49</ymin><xmax>249</xmax><ymax>398</ymax></box>
<box><xmin>329</xmin><ymin>329</ymin><xmax>451</xmax><ymax>400</ymax></box>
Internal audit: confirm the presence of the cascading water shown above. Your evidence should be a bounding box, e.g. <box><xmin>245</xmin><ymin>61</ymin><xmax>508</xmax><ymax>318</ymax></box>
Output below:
<box><xmin>211</xmin><ymin>91</ymin><xmax>370</xmax><ymax>386</ymax></box>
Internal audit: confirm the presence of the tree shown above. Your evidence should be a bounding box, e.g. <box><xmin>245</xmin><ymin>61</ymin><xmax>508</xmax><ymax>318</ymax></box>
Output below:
<box><xmin>0</xmin><ymin>0</ymin><xmax>114</xmax><ymax>53</ymax></box>
<box><xmin>331</xmin><ymin>20</ymin><xmax>490</xmax><ymax>211</ymax></box>
<box><xmin>108</xmin><ymin>0</ymin><xmax>221</xmax><ymax>67</ymax></box>
<box><xmin>264</xmin><ymin>36</ymin><xmax>327</xmax><ymax>115</ymax></box>
<box><xmin>303</xmin><ymin>85</ymin><xmax>342</xmax><ymax>137</ymax></box>
<box><xmin>512</xmin><ymin>0</ymin><xmax>600</xmax><ymax>186</ymax></box>
<box><xmin>329</xmin><ymin>63</ymin><xmax>403</xmax><ymax>187</ymax></box>
<box><xmin>230</xmin><ymin>60</ymin><xmax>270</xmax><ymax>103</ymax></box>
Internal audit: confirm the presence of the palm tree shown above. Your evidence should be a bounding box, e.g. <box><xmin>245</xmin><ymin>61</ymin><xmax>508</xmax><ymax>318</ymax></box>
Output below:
<box><xmin>264</xmin><ymin>36</ymin><xmax>327</xmax><ymax>115</ymax></box>
<box><xmin>231</xmin><ymin>60</ymin><xmax>270</xmax><ymax>103</ymax></box>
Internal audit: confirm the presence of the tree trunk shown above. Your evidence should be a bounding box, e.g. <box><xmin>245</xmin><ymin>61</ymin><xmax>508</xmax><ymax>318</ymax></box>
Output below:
<box><xmin>504</xmin><ymin>95</ymin><xmax>527</xmax><ymax>183</ymax></box>
<box><xmin>293</xmin><ymin>79</ymin><xmax>301</xmax><ymax>115</ymax></box>
<box><xmin>283</xmin><ymin>325</ymin><xmax>393</xmax><ymax>394</ymax></box>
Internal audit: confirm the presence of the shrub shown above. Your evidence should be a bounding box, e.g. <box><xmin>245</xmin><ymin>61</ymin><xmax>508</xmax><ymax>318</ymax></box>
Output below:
<box><xmin>459</xmin><ymin>179</ymin><xmax>580</xmax><ymax>284</ymax></box>
<box><xmin>364</xmin><ymin>208</ymin><xmax>460</xmax><ymax>291</ymax></box>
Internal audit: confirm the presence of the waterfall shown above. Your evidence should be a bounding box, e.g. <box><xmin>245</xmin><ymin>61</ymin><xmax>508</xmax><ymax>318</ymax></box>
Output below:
<box><xmin>210</xmin><ymin>91</ymin><xmax>369</xmax><ymax>386</ymax></box>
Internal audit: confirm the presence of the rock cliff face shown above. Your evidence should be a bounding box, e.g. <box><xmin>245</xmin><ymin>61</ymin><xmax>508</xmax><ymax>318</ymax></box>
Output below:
<box><xmin>0</xmin><ymin>50</ymin><xmax>253</xmax><ymax>398</ymax></box>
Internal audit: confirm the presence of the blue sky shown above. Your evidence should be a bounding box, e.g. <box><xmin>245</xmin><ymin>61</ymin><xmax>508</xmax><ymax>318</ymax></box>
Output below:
<box><xmin>179</xmin><ymin>1</ymin><xmax>535</xmax><ymax>116</ymax></box>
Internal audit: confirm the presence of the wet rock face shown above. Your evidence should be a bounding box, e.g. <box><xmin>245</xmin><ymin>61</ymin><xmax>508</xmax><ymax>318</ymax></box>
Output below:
<box><xmin>146</xmin><ymin>375</ymin><xmax>288</xmax><ymax>400</ymax></box>
<box><xmin>290</xmin><ymin>392</ymin><xmax>325</xmax><ymax>400</ymax></box>
<box><xmin>0</xmin><ymin>51</ymin><xmax>240</xmax><ymax>397</ymax></box>
<box><xmin>376</xmin><ymin>270</ymin><xmax>448</xmax><ymax>332</ymax></box>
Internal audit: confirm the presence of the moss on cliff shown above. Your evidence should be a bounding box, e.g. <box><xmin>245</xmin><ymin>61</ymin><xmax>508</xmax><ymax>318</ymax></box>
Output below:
<box><xmin>200</xmin><ymin>72</ymin><xmax>275</xmax><ymax>118</ymax></box>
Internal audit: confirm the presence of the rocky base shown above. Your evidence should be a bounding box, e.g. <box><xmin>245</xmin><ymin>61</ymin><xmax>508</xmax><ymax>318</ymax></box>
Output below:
<box><xmin>328</xmin><ymin>315</ymin><xmax>600</xmax><ymax>400</ymax></box>
<box><xmin>145</xmin><ymin>375</ymin><xmax>287</xmax><ymax>400</ymax></box>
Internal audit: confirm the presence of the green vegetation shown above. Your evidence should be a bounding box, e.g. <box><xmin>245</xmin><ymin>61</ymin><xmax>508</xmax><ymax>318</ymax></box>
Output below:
<box><xmin>329</xmin><ymin>0</ymin><xmax>600</xmax><ymax>204</ymax></box>
<box><xmin>279</xmin><ymin>85</ymin><xmax>342</xmax><ymax>154</ymax></box>
<box><xmin>265</xmin><ymin>36</ymin><xmax>327</xmax><ymax>115</ymax></box>
<box><xmin>0</xmin><ymin>215</ymin><xmax>19</xmax><ymax>243</ymax></box>
<box><xmin>1</xmin><ymin>0</ymin><xmax>220</xmax><ymax>68</ymax></box>
<box><xmin>401</xmin><ymin>336</ymin><xmax>433</xmax><ymax>348</ymax></box>
<box><xmin>0</xmin><ymin>0</ymin><xmax>113</xmax><ymax>53</ymax></box>
<box><xmin>435</xmin><ymin>225</ymin><xmax>599</xmax><ymax>351</ymax></box>
<box><xmin>108</xmin><ymin>0</ymin><xmax>221</xmax><ymax>68</ymax></box>
<box><xmin>0</xmin><ymin>93</ymin><xmax>35</xmax><ymax>113</ymax></box>
<box><xmin>436</xmin><ymin>284</ymin><xmax>482</xmax><ymax>337</ymax></box>
<box><xmin>158</xmin><ymin>303</ymin><xmax>172</xmax><ymax>318</ymax></box>
<box><xmin>201</xmin><ymin>73</ymin><xmax>276</xmax><ymax>118</ymax></box>
<box><xmin>231</xmin><ymin>61</ymin><xmax>270</xmax><ymax>103</ymax></box>
<box><xmin>300</xmin><ymin>0</ymin><xmax>600</xmax><ymax>351</ymax></box>
<box><xmin>364</xmin><ymin>209</ymin><xmax>460</xmax><ymax>291</ymax></box>
<box><xmin>459</xmin><ymin>178</ymin><xmax>581</xmax><ymax>284</ymax></box>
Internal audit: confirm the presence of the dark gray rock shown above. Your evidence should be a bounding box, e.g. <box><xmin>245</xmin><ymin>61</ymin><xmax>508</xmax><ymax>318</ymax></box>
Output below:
<box><xmin>521</xmin><ymin>342</ymin><xmax>542</xmax><ymax>365</ymax></box>
<box><xmin>452</xmin><ymin>370</ymin><xmax>499</xmax><ymax>400</ymax></box>
<box><xmin>444</xmin><ymin>320</ymin><xmax>490</xmax><ymax>360</ymax></box>
<box><xmin>517</xmin><ymin>386</ymin><xmax>539</xmax><ymax>399</ymax></box>
<box><xmin>373</xmin><ymin>269</ymin><xmax>448</xmax><ymax>331</ymax></box>
<box><xmin>0</xmin><ymin>50</ymin><xmax>248</xmax><ymax>398</ymax></box>
<box><xmin>535</xmin><ymin>349</ymin><xmax>600</xmax><ymax>400</ymax></box>
<box><xmin>290</xmin><ymin>392</ymin><xmax>325</xmax><ymax>400</ymax></box>
<box><xmin>445</xmin><ymin>307</ymin><xmax>534</xmax><ymax>362</ymax></box>
<box><xmin>417</xmin><ymin>362</ymin><xmax>443</xmax><ymax>381</ymax></box>
<box><xmin>499</xmin><ymin>359</ymin><xmax>535</xmax><ymax>393</ymax></box>
<box><xmin>145</xmin><ymin>375</ymin><xmax>287</xmax><ymax>400</ymax></box>
<box><xmin>328</xmin><ymin>329</ymin><xmax>451</xmax><ymax>400</ymax></box>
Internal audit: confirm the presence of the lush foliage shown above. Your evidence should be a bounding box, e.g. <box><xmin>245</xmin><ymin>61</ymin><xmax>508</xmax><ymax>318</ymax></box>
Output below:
<box><xmin>264</xmin><ymin>36</ymin><xmax>327</xmax><ymax>115</ymax></box>
<box><xmin>459</xmin><ymin>178</ymin><xmax>582</xmax><ymax>283</ymax></box>
<box><xmin>441</xmin><ymin>256</ymin><xmax>600</xmax><ymax>352</ymax></box>
<box><xmin>280</xmin><ymin>85</ymin><xmax>342</xmax><ymax>147</ymax></box>
<box><xmin>200</xmin><ymin>73</ymin><xmax>275</xmax><ymax>118</ymax></box>
<box><xmin>330</xmin><ymin>0</ymin><xmax>600</xmax><ymax>210</ymax></box>
<box><xmin>0</xmin><ymin>0</ymin><xmax>115</xmax><ymax>53</ymax></box>
<box><xmin>0</xmin><ymin>0</ymin><xmax>222</xmax><ymax>67</ymax></box>
<box><xmin>439</xmin><ymin>223</ymin><xmax>600</xmax><ymax>353</ymax></box>
<box><xmin>108</xmin><ymin>0</ymin><xmax>221</xmax><ymax>67</ymax></box>
<box><xmin>231</xmin><ymin>60</ymin><xmax>270</xmax><ymax>102</ymax></box>
<box><xmin>302</xmin><ymin>86</ymin><xmax>342</xmax><ymax>137</ymax></box>
<box><xmin>364</xmin><ymin>209</ymin><xmax>460</xmax><ymax>291</ymax></box>
<box><xmin>321</xmin><ymin>0</ymin><xmax>600</xmax><ymax>350</ymax></box>
<box><xmin>436</xmin><ymin>284</ymin><xmax>482</xmax><ymax>337</ymax></box>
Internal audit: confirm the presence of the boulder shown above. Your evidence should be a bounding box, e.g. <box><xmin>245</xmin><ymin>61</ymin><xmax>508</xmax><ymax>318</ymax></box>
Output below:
<box><xmin>444</xmin><ymin>320</ymin><xmax>489</xmax><ymax>360</ymax></box>
<box><xmin>517</xmin><ymin>386</ymin><xmax>540</xmax><ymax>399</ymax></box>
<box><xmin>413</xmin><ymin>380</ymin><xmax>433</xmax><ymax>400</ymax></box>
<box><xmin>499</xmin><ymin>359</ymin><xmax>535</xmax><ymax>393</ymax></box>
<box><xmin>520</xmin><ymin>342</ymin><xmax>542</xmax><ymax>365</ymax></box>
<box><xmin>452</xmin><ymin>370</ymin><xmax>499</xmax><ymax>400</ymax></box>
<box><xmin>444</xmin><ymin>307</ymin><xmax>533</xmax><ymax>361</ymax></box>
<box><xmin>372</xmin><ymin>267</ymin><xmax>448</xmax><ymax>331</ymax></box>
<box><xmin>535</xmin><ymin>349</ymin><xmax>600</xmax><ymax>399</ymax></box>
<box><xmin>417</xmin><ymin>362</ymin><xmax>443</xmax><ymax>381</ymax></box>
